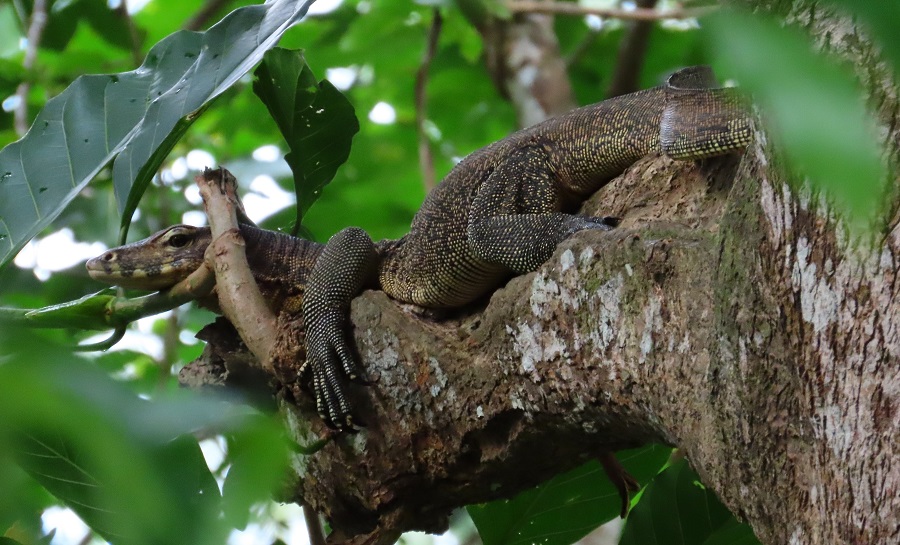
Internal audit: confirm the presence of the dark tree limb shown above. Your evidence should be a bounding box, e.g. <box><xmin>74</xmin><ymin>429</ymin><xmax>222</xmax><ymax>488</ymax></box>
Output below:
<box><xmin>415</xmin><ymin>10</ymin><xmax>443</xmax><ymax>192</ymax></box>
<box><xmin>606</xmin><ymin>0</ymin><xmax>658</xmax><ymax>98</ymax></box>
<box><xmin>184</xmin><ymin>0</ymin><xmax>237</xmax><ymax>31</ymax></box>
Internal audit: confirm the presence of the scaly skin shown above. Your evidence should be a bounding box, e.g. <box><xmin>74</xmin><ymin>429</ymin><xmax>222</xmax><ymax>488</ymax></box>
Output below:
<box><xmin>87</xmin><ymin>66</ymin><xmax>751</xmax><ymax>432</ymax></box>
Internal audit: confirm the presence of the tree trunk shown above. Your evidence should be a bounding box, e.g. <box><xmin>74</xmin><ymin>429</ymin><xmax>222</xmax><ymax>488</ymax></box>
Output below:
<box><xmin>458</xmin><ymin>0</ymin><xmax>576</xmax><ymax>127</ymax></box>
<box><xmin>185</xmin><ymin>2</ymin><xmax>900</xmax><ymax>544</ymax></box>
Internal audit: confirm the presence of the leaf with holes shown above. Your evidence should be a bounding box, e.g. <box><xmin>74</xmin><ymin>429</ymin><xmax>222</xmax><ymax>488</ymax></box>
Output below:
<box><xmin>253</xmin><ymin>47</ymin><xmax>359</xmax><ymax>235</ymax></box>
<box><xmin>0</xmin><ymin>0</ymin><xmax>317</xmax><ymax>267</ymax></box>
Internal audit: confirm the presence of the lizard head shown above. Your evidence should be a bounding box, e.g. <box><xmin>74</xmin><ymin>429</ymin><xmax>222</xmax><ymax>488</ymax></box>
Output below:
<box><xmin>86</xmin><ymin>224</ymin><xmax>212</xmax><ymax>291</ymax></box>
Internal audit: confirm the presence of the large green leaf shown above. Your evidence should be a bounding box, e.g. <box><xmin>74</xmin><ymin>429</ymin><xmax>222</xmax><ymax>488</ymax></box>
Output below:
<box><xmin>707</xmin><ymin>11</ymin><xmax>889</xmax><ymax>229</ymax></box>
<box><xmin>822</xmin><ymin>0</ymin><xmax>900</xmax><ymax>71</ymax></box>
<box><xmin>0</xmin><ymin>327</ymin><xmax>287</xmax><ymax>545</ymax></box>
<box><xmin>221</xmin><ymin>419</ymin><xmax>291</xmax><ymax>529</ymax></box>
<box><xmin>0</xmin><ymin>0</ymin><xmax>317</xmax><ymax>267</ymax></box>
<box><xmin>619</xmin><ymin>459</ymin><xmax>760</xmax><ymax>545</ymax></box>
<box><xmin>252</xmin><ymin>47</ymin><xmax>359</xmax><ymax>233</ymax></box>
<box><xmin>468</xmin><ymin>445</ymin><xmax>671</xmax><ymax>545</ymax></box>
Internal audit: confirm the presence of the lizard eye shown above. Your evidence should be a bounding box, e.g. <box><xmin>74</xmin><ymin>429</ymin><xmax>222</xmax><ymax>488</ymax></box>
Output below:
<box><xmin>168</xmin><ymin>234</ymin><xmax>191</xmax><ymax>248</ymax></box>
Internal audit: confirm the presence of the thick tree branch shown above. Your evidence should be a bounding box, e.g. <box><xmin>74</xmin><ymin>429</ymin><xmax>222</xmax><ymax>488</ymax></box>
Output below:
<box><xmin>183</xmin><ymin>140</ymin><xmax>900</xmax><ymax>545</ymax></box>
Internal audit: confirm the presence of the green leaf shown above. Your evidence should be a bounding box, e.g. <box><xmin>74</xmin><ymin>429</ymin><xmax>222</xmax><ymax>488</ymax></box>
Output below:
<box><xmin>221</xmin><ymin>419</ymin><xmax>291</xmax><ymax>528</ymax></box>
<box><xmin>707</xmin><ymin>11</ymin><xmax>889</xmax><ymax>230</ymax></box>
<box><xmin>252</xmin><ymin>48</ymin><xmax>359</xmax><ymax>232</ymax></box>
<box><xmin>0</xmin><ymin>3</ymin><xmax>21</xmax><ymax>59</ymax></box>
<box><xmin>820</xmin><ymin>0</ymin><xmax>900</xmax><ymax>72</ymax></box>
<box><xmin>619</xmin><ymin>459</ymin><xmax>761</xmax><ymax>545</ymax></box>
<box><xmin>468</xmin><ymin>445</ymin><xmax>671</xmax><ymax>545</ymax></box>
<box><xmin>0</xmin><ymin>0</ymin><xmax>318</xmax><ymax>267</ymax></box>
<box><xmin>42</xmin><ymin>0</ymin><xmax>137</xmax><ymax>52</ymax></box>
<box><xmin>0</xmin><ymin>327</ymin><xmax>288</xmax><ymax>545</ymax></box>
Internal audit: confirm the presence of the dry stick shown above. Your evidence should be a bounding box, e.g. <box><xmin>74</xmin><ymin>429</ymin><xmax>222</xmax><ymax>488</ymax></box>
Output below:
<box><xmin>196</xmin><ymin>169</ymin><xmax>332</xmax><ymax>545</ymax></box>
<box><xmin>415</xmin><ymin>10</ymin><xmax>443</xmax><ymax>192</ymax></box>
<box><xmin>506</xmin><ymin>0</ymin><xmax>714</xmax><ymax>21</ymax></box>
<box><xmin>195</xmin><ymin>168</ymin><xmax>278</xmax><ymax>371</ymax></box>
<box><xmin>14</xmin><ymin>0</ymin><xmax>47</xmax><ymax>136</ymax></box>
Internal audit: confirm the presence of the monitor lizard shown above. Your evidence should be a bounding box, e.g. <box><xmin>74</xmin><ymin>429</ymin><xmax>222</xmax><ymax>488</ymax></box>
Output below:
<box><xmin>87</xmin><ymin>65</ymin><xmax>751</xmax><ymax>432</ymax></box>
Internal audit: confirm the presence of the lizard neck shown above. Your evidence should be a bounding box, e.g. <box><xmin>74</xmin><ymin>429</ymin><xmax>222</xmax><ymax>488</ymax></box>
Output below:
<box><xmin>240</xmin><ymin>225</ymin><xmax>326</xmax><ymax>312</ymax></box>
<box><xmin>547</xmin><ymin>86</ymin><xmax>666</xmax><ymax>195</ymax></box>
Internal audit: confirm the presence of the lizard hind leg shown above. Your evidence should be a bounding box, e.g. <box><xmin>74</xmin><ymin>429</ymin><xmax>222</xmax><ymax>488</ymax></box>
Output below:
<box><xmin>467</xmin><ymin>145</ymin><xmax>616</xmax><ymax>274</ymax></box>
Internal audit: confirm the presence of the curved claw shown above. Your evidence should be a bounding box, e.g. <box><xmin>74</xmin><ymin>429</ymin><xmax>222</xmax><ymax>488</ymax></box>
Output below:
<box><xmin>328</xmin><ymin>328</ymin><xmax>366</xmax><ymax>383</ymax></box>
<box><xmin>307</xmin><ymin>327</ymin><xmax>358</xmax><ymax>431</ymax></box>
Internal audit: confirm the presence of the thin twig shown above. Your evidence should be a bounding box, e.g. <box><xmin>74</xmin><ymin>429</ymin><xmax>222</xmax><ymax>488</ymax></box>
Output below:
<box><xmin>415</xmin><ymin>9</ymin><xmax>443</xmax><ymax>192</ymax></box>
<box><xmin>506</xmin><ymin>0</ymin><xmax>714</xmax><ymax>21</ymax></box>
<box><xmin>564</xmin><ymin>27</ymin><xmax>600</xmax><ymax>69</ymax></box>
<box><xmin>14</xmin><ymin>0</ymin><xmax>48</xmax><ymax>136</ymax></box>
<box><xmin>114</xmin><ymin>0</ymin><xmax>144</xmax><ymax>67</ymax></box>
<box><xmin>184</xmin><ymin>0</ymin><xmax>235</xmax><ymax>31</ymax></box>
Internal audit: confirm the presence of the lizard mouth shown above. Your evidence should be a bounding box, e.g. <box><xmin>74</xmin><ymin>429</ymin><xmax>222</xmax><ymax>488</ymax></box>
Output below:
<box><xmin>85</xmin><ymin>254</ymin><xmax>185</xmax><ymax>291</ymax></box>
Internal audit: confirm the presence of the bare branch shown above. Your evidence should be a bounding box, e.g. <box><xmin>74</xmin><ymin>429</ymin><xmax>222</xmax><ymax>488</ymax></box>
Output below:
<box><xmin>415</xmin><ymin>10</ymin><xmax>443</xmax><ymax>192</ymax></box>
<box><xmin>506</xmin><ymin>0</ymin><xmax>714</xmax><ymax>21</ymax></box>
<box><xmin>195</xmin><ymin>168</ymin><xmax>278</xmax><ymax>369</ymax></box>
<box><xmin>14</xmin><ymin>0</ymin><xmax>47</xmax><ymax>136</ymax></box>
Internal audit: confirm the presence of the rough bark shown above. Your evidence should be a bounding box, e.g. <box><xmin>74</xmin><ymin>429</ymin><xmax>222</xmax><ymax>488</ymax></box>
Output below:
<box><xmin>182</xmin><ymin>2</ymin><xmax>900</xmax><ymax>544</ymax></box>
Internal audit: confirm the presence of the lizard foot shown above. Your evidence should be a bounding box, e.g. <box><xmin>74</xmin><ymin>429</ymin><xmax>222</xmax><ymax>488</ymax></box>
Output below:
<box><xmin>302</xmin><ymin>308</ymin><xmax>370</xmax><ymax>431</ymax></box>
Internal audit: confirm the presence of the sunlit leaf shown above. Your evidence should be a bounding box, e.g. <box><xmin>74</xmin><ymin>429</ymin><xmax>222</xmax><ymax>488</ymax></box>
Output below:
<box><xmin>707</xmin><ymin>11</ymin><xmax>889</xmax><ymax>229</ymax></box>
<box><xmin>468</xmin><ymin>445</ymin><xmax>671</xmax><ymax>545</ymax></box>
<box><xmin>0</xmin><ymin>327</ymin><xmax>287</xmax><ymax>545</ymax></box>
<box><xmin>0</xmin><ymin>0</ymin><xmax>318</xmax><ymax>267</ymax></box>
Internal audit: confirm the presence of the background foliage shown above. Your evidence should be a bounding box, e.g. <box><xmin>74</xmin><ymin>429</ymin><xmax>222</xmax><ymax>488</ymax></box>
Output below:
<box><xmin>0</xmin><ymin>0</ymin><xmax>895</xmax><ymax>544</ymax></box>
